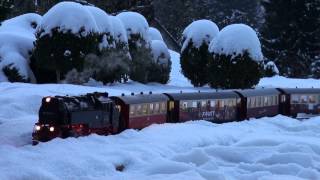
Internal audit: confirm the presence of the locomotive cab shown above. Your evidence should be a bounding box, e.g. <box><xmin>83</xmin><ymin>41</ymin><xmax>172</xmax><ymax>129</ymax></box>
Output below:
<box><xmin>32</xmin><ymin>96</ymin><xmax>69</xmax><ymax>145</ymax></box>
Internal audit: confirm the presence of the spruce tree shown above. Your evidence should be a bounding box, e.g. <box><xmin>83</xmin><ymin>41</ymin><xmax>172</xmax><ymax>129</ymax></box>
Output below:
<box><xmin>261</xmin><ymin>0</ymin><xmax>320</xmax><ymax>78</ymax></box>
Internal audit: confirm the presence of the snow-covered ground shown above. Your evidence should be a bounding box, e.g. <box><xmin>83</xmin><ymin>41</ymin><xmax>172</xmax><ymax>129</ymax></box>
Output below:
<box><xmin>0</xmin><ymin>50</ymin><xmax>320</xmax><ymax>179</ymax></box>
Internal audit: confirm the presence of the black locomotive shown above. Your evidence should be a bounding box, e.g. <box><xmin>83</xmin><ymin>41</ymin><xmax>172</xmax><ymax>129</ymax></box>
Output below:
<box><xmin>32</xmin><ymin>88</ymin><xmax>320</xmax><ymax>145</ymax></box>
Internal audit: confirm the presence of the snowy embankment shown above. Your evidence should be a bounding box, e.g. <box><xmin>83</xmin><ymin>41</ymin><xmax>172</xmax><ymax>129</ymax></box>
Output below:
<box><xmin>1</xmin><ymin>50</ymin><xmax>320</xmax><ymax>179</ymax></box>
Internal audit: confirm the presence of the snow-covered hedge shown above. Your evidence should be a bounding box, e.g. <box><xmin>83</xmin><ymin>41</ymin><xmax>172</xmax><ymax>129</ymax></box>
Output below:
<box><xmin>0</xmin><ymin>13</ymin><xmax>42</xmax><ymax>82</ymax></box>
<box><xmin>148</xmin><ymin>27</ymin><xmax>164</xmax><ymax>41</ymax></box>
<box><xmin>36</xmin><ymin>2</ymin><xmax>99</xmax><ymax>38</ymax></box>
<box><xmin>148</xmin><ymin>40</ymin><xmax>171</xmax><ymax>83</ymax></box>
<box><xmin>32</xmin><ymin>2</ymin><xmax>101</xmax><ymax>83</ymax></box>
<box><xmin>116</xmin><ymin>12</ymin><xmax>150</xmax><ymax>45</ymax></box>
<box><xmin>208</xmin><ymin>24</ymin><xmax>263</xmax><ymax>89</ymax></box>
<box><xmin>180</xmin><ymin>19</ymin><xmax>219</xmax><ymax>87</ymax></box>
<box><xmin>209</xmin><ymin>23</ymin><xmax>263</xmax><ymax>61</ymax></box>
<box><xmin>182</xmin><ymin>20</ymin><xmax>219</xmax><ymax>52</ymax></box>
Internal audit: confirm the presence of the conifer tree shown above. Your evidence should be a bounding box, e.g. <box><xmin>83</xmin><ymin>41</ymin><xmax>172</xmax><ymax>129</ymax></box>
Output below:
<box><xmin>261</xmin><ymin>0</ymin><xmax>320</xmax><ymax>78</ymax></box>
<box><xmin>0</xmin><ymin>0</ymin><xmax>13</xmax><ymax>22</ymax></box>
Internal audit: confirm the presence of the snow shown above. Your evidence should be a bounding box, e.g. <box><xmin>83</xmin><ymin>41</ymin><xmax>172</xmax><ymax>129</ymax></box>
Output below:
<box><xmin>182</xmin><ymin>20</ymin><xmax>219</xmax><ymax>52</ymax></box>
<box><xmin>148</xmin><ymin>27</ymin><xmax>164</xmax><ymax>41</ymax></box>
<box><xmin>85</xmin><ymin>6</ymin><xmax>111</xmax><ymax>34</ymax></box>
<box><xmin>209</xmin><ymin>24</ymin><xmax>263</xmax><ymax>61</ymax></box>
<box><xmin>265</xmin><ymin>61</ymin><xmax>280</xmax><ymax>74</ymax></box>
<box><xmin>1</xmin><ymin>48</ymin><xmax>320</xmax><ymax>179</ymax></box>
<box><xmin>37</xmin><ymin>2</ymin><xmax>99</xmax><ymax>37</ymax></box>
<box><xmin>151</xmin><ymin>40</ymin><xmax>170</xmax><ymax>65</ymax></box>
<box><xmin>0</xmin><ymin>13</ymin><xmax>42</xmax><ymax>82</ymax></box>
<box><xmin>116</xmin><ymin>12</ymin><xmax>150</xmax><ymax>42</ymax></box>
<box><xmin>109</xmin><ymin>16</ymin><xmax>128</xmax><ymax>45</ymax></box>
<box><xmin>0</xmin><ymin>13</ymin><xmax>42</xmax><ymax>37</ymax></box>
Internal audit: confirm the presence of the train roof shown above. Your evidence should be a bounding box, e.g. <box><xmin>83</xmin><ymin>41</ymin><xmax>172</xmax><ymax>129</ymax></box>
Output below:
<box><xmin>277</xmin><ymin>88</ymin><xmax>320</xmax><ymax>94</ymax></box>
<box><xmin>235</xmin><ymin>88</ymin><xmax>280</xmax><ymax>97</ymax></box>
<box><xmin>111</xmin><ymin>93</ymin><xmax>169</xmax><ymax>104</ymax></box>
<box><xmin>164</xmin><ymin>91</ymin><xmax>240</xmax><ymax>101</ymax></box>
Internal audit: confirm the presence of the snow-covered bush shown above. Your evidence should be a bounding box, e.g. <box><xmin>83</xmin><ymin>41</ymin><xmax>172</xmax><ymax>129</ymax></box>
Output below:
<box><xmin>148</xmin><ymin>40</ymin><xmax>171</xmax><ymax>83</ymax></box>
<box><xmin>263</xmin><ymin>60</ymin><xmax>279</xmax><ymax>77</ymax></box>
<box><xmin>180</xmin><ymin>19</ymin><xmax>219</xmax><ymax>87</ymax></box>
<box><xmin>0</xmin><ymin>13</ymin><xmax>42</xmax><ymax>82</ymax></box>
<box><xmin>117</xmin><ymin>11</ymin><xmax>154</xmax><ymax>83</ymax></box>
<box><xmin>311</xmin><ymin>59</ymin><xmax>320</xmax><ymax>79</ymax></box>
<box><xmin>148</xmin><ymin>27</ymin><xmax>164</xmax><ymax>41</ymax></box>
<box><xmin>208</xmin><ymin>24</ymin><xmax>263</xmax><ymax>89</ymax></box>
<box><xmin>31</xmin><ymin>2</ymin><xmax>100</xmax><ymax>83</ymax></box>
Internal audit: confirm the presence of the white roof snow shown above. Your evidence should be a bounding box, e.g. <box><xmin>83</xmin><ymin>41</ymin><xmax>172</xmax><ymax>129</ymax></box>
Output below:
<box><xmin>209</xmin><ymin>24</ymin><xmax>263</xmax><ymax>61</ymax></box>
<box><xmin>37</xmin><ymin>2</ymin><xmax>99</xmax><ymax>37</ymax></box>
<box><xmin>151</xmin><ymin>40</ymin><xmax>171</xmax><ymax>65</ymax></box>
<box><xmin>182</xmin><ymin>19</ymin><xmax>219</xmax><ymax>52</ymax></box>
<box><xmin>148</xmin><ymin>27</ymin><xmax>164</xmax><ymax>41</ymax></box>
<box><xmin>116</xmin><ymin>12</ymin><xmax>150</xmax><ymax>42</ymax></box>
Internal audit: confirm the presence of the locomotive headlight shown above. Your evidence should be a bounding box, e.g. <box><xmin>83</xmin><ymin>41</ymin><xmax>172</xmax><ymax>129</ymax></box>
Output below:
<box><xmin>45</xmin><ymin>97</ymin><xmax>51</xmax><ymax>103</ymax></box>
<box><xmin>49</xmin><ymin>127</ymin><xmax>55</xmax><ymax>132</ymax></box>
<box><xmin>35</xmin><ymin>125</ymin><xmax>41</xmax><ymax>131</ymax></box>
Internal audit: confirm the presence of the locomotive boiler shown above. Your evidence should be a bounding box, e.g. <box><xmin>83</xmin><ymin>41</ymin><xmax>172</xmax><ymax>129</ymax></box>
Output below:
<box><xmin>32</xmin><ymin>92</ymin><xmax>120</xmax><ymax>145</ymax></box>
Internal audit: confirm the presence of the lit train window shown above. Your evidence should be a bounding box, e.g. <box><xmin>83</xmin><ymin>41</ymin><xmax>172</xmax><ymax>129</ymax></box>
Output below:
<box><xmin>192</xmin><ymin>101</ymin><xmax>197</xmax><ymax>108</ymax></box>
<box><xmin>181</xmin><ymin>101</ymin><xmax>188</xmax><ymax>110</ymax></box>
<box><xmin>161</xmin><ymin>102</ymin><xmax>166</xmax><ymax>113</ymax></box>
<box><xmin>142</xmin><ymin>104</ymin><xmax>148</xmax><ymax>115</ymax></box>
<box><xmin>220</xmin><ymin>100</ymin><xmax>225</xmax><ymax>108</ymax></box>
<box><xmin>137</xmin><ymin>105</ymin><xmax>142</xmax><ymax>115</ymax></box>
<box><xmin>130</xmin><ymin>106</ymin><xmax>135</xmax><ymax>116</ymax></box>
<box><xmin>150</xmin><ymin>104</ymin><xmax>154</xmax><ymax>114</ymax></box>
<box><xmin>201</xmin><ymin>101</ymin><xmax>206</xmax><ymax>108</ymax></box>
<box><xmin>210</xmin><ymin>100</ymin><xmax>216</xmax><ymax>107</ymax></box>
<box><xmin>155</xmin><ymin>103</ymin><xmax>160</xmax><ymax>114</ymax></box>
<box><xmin>309</xmin><ymin>95</ymin><xmax>316</xmax><ymax>103</ymax></box>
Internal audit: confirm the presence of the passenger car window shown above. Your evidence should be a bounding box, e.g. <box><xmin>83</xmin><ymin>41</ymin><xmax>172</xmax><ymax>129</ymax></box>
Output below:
<box><xmin>130</xmin><ymin>105</ymin><xmax>135</xmax><ymax>116</ymax></box>
<box><xmin>155</xmin><ymin>103</ymin><xmax>160</xmax><ymax>114</ymax></box>
<box><xmin>210</xmin><ymin>100</ymin><xmax>216</xmax><ymax>107</ymax></box>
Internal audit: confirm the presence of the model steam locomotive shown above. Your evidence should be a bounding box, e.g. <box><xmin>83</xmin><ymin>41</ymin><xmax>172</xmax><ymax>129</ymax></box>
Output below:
<box><xmin>32</xmin><ymin>88</ymin><xmax>320</xmax><ymax>145</ymax></box>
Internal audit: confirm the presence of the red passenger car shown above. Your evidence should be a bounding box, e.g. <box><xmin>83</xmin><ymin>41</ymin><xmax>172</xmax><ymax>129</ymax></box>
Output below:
<box><xmin>110</xmin><ymin>93</ymin><xmax>169</xmax><ymax>131</ymax></box>
<box><xmin>165</xmin><ymin>91</ymin><xmax>241</xmax><ymax>123</ymax></box>
<box><xmin>277</xmin><ymin>88</ymin><xmax>320</xmax><ymax>117</ymax></box>
<box><xmin>236</xmin><ymin>89</ymin><xmax>281</xmax><ymax>119</ymax></box>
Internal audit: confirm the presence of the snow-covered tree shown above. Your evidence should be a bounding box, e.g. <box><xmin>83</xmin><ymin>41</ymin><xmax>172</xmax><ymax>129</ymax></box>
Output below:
<box><xmin>261</xmin><ymin>0</ymin><xmax>320</xmax><ymax>78</ymax></box>
<box><xmin>180</xmin><ymin>20</ymin><xmax>219</xmax><ymax>87</ymax></box>
<box><xmin>262</xmin><ymin>61</ymin><xmax>279</xmax><ymax>77</ymax></box>
<box><xmin>31</xmin><ymin>2</ymin><xmax>100</xmax><ymax>83</ymax></box>
<box><xmin>148</xmin><ymin>40</ymin><xmax>171</xmax><ymax>83</ymax></box>
<box><xmin>311</xmin><ymin>58</ymin><xmax>320</xmax><ymax>79</ymax></box>
<box><xmin>148</xmin><ymin>27</ymin><xmax>164</xmax><ymax>41</ymax></box>
<box><xmin>0</xmin><ymin>13</ymin><xmax>42</xmax><ymax>82</ymax></box>
<box><xmin>117</xmin><ymin>11</ymin><xmax>154</xmax><ymax>83</ymax></box>
<box><xmin>208</xmin><ymin>24</ymin><xmax>262</xmax><ymax>89</ymax></box>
